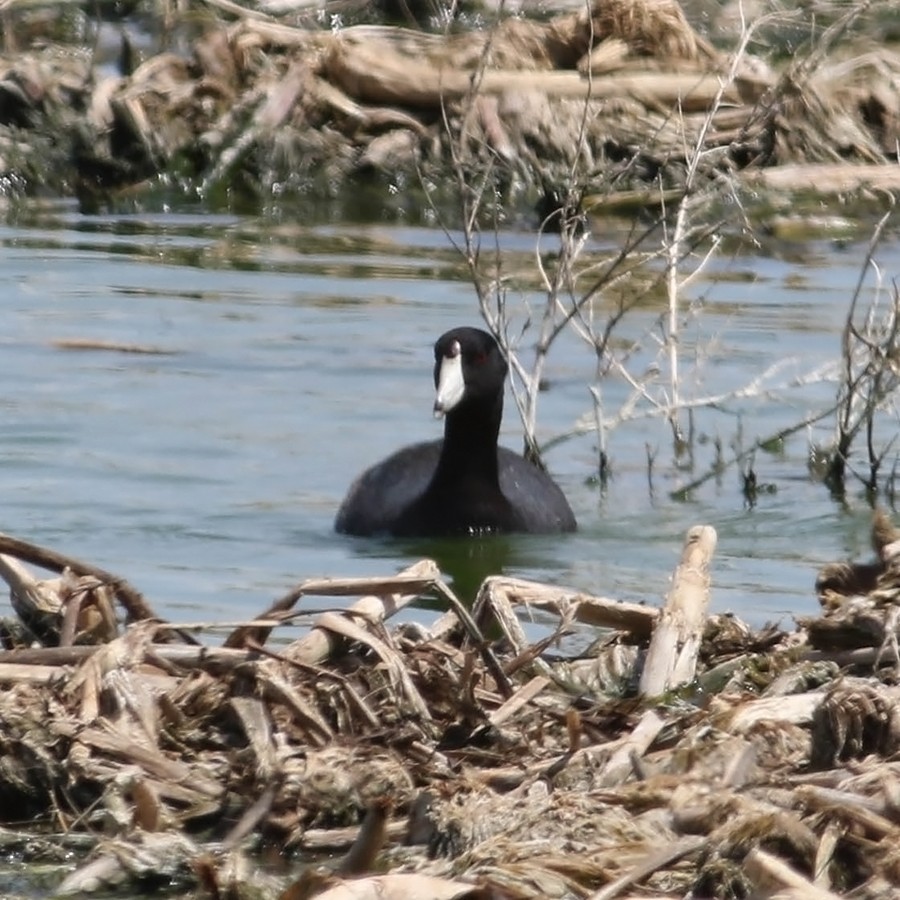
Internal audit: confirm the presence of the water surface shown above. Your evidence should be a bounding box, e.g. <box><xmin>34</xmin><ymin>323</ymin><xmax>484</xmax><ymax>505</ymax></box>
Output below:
<box><xmin>1</xmin><ymin>199</ymin><xmax>896</xmax><ymax>635</ymax></box>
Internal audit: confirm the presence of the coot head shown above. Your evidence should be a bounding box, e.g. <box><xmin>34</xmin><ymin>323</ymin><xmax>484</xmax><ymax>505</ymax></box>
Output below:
<box><xmin>432</xmin><ymin>327</ymin><xmax>507</xmax><ymax>418</ymax></box>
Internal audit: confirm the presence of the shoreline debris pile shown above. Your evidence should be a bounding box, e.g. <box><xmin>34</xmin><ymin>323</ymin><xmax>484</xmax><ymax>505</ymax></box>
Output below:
<box><xmin>2</xmin><ymin>515</ymin><xmax>900</xmax><ymax>897</ymax></box>
<box><xmin>0</xmin><ymin>0</ymin><xmax>897</xmax><ymax>205</ymax></box>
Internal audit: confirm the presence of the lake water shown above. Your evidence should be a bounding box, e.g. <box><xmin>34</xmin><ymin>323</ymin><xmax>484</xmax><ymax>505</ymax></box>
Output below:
<box><xmin>0</xmin><ymin>196</ymin><xmax>896</xmax><ymax>636</ymax></box>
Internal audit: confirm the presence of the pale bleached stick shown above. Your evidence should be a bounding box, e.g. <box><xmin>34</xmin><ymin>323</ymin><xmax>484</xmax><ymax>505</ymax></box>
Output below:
<box><xmin>325</xmin><ymin>41</ymin><xmax>743</xmax><ymax>112</ymax></box>
<box><xmin>599</xmin><ymin>709</ymin><xmax>666</xmax><ymax>786</ymax></box>
<box><xmin>281</xmin><ymin>559</ymin><xmax>440</xmax><ymax>667</ymax></box>
<box><xmin>477</xmin><ymin>576</ymin><xmax>658</xmax><ymax>639</ymax></box>
<box><xmin>743</xmin><ymin>848</ymin><xmax>844</xmax><ymax>900</ymax></box>
<box><xmin>488</xmin><ymin>676</ymin><xmax>550</xmax><ymax>728</ymax></box>
<box><xmin>638</xmin><ymin>525</ymin><xmax>717</xmax><ymax>697</ymax></box>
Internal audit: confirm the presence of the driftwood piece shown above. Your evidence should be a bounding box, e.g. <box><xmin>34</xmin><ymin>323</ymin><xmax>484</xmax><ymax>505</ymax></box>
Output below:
<box><xmin>64</xmin><ymin>625</ymin><xmax>160</xmax><ymax>724</ymax></box>
<box><xmin>476</xmin><ymin>575</ymin><xmax>658</xmax><ymax>639</ymax></box>
<box><xmin>336</xmin><ymin>799</ymin><xmax>392</xmax><ymax>876</ymax></box>
<box><xmin>325</xmin><ymin>39</ymin><xmax>741</xmax><ymax>112</ymax></box>
<box><xmin>722</xmin><ymin>740</ymin><xmax>757</xmax><ymax>788</ymax></box>
<box><xmin>743</xmin><ymin>162</ymin><xmax>900</xmax><ymax>196</ymax></box>
<box><xmin>51</xmin><ymin>338</ymin><xmax>174</xmax><ymax>355</ymax></box>
<box><xmin>260</xmin><ymin>670</ymin><xmax>334</xmax><ymax>746</ymax></box>
<box><xmin>301</xmin><ymin>818</ymin><xmax>408</xmax><ymax>852</ymax></box>
<box><xmin>0</xmin><ymin>642</ymin><xmax>262</xmax><ymax>671</ymax></box>
<box><xmin>225</xmin><ymin>558</ymin><xmax>440</xmax><ymax>648</ymax></box>
<box><xmin>488</xmin><ymin>675</ymin><xmax>550</xmax><ymax>727</ymax></box>
<box><xmin>639</xmin><ymin>524</ymin><xmax>717</xmax><ymax>697</ymax></box>
<box><xmin>276</xmin><ymin>559</ymin><xmax>440</xmax><ymax>665</ymax></box>
<box><xmin>430</xmin><ymin>579</ymin><xmax>514</xmax><ymax>699</ymax></box>
<box><xmin>0</xmin><ymin>662</ymin><xmax>77</xmax><ymax>684</ymax></box>
<box><xmin>221</xmin><ymin>784</ymin><xmax>278</xmax><ymax>851</ymax></box>
<box><xmin>313</xmin><ymin>75</ymin><xmax>429</xmax><ymax>138</ymax></box>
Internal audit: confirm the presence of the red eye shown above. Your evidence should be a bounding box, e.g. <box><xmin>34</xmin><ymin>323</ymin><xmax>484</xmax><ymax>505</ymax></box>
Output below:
<box><xmin>473</xmin><ymin>351</ymin><xmax>487</xmax><ymax>365</ymax></box>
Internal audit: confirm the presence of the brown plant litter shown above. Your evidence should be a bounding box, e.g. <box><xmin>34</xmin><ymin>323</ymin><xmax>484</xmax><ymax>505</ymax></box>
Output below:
<box><xmin>1</xmin><ymin>0</ymin><xmax>898</xmax><ymax>204</ymax></box>
<box><xmin>3</xmin><ymin>511</ymin><xmax>900</xmax><ymax>896</ymax></box>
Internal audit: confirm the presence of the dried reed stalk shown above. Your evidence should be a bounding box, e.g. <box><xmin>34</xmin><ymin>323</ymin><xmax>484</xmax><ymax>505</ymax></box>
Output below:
<box><xmin>639</xmin><ymin>524</ymin><xmax>717</xmax><ymax>697</ymax></box>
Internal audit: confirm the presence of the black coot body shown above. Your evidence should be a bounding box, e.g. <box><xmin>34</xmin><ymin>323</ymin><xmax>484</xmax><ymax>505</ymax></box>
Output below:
<box><xmin>335</xmin><ymin>327</ymin><xmax>577</xmax><ymax>537</ymax></box>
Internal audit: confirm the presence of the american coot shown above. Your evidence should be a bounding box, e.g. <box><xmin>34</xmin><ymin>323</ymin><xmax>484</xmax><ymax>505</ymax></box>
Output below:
<box><xmin>335</xmin><ymin>327</ymin><xmax>577</xmax><ymax>537</ymax></box>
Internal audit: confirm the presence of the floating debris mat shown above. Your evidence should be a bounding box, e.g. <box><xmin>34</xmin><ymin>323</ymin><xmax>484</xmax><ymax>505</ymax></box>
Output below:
<box><xmin>1</xmin><ymin>517</ymin><xmax>900</xmax><ymax>898</ymax></box>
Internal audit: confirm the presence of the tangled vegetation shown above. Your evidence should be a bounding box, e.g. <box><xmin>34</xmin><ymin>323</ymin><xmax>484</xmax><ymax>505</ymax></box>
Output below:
<box><xmin>0</xmin><ymin>0</ymin><xmax>896</xmax><ymax>206</ymax></box>
<box><xmin>3</xmin><ymin>515</ymin><xmax>900</xmax><ymax>897</ymax></box>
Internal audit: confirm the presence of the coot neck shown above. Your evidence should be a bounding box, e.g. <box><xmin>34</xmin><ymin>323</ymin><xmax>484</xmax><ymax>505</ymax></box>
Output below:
<box><xmin>435</xmin><ymin>394</ymin><xmax>503</xmax><ymax>484</ymax></box>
